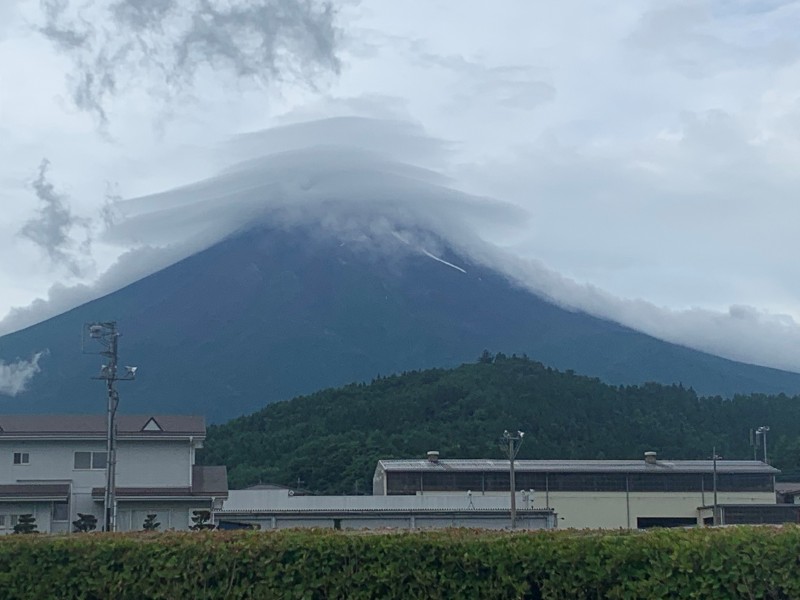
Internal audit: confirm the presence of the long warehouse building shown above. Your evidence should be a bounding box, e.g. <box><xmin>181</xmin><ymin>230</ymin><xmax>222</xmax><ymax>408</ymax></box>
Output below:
<box><xmin>372</xmin><ymin>451</ymin><xmax>779</xmax><ymax>529</ymax></box>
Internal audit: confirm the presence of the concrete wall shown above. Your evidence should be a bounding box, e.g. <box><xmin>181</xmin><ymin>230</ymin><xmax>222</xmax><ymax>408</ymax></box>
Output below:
<box><xmin>219</xmin><ymin>512</ymin><xmax>552</xmax><ymax>531</ymax></box>
<box><xmin>117</xmin><ymin>503</ymin><xmax>197</xmax><ymax>531</ymax></box>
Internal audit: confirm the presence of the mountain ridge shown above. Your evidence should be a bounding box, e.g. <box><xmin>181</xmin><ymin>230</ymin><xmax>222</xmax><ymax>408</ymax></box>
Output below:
<box><xmin>1</xmin><ymin>223</ymin><xmax>800</xmax><ymax>421</ymax></box>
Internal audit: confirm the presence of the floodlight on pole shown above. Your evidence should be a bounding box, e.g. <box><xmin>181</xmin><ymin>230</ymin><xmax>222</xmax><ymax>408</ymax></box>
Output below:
<box><xmin>756</xmin><ymin>426</ymin><xmax>770</xmax><ymax>464</ymax></box>
<box><xmin>501</xmin><ymin>430</ymin><xmax>524</xmax><ymax>529</ymax></box>
<box><xmin>84</xmin><ymin>321</ymin><xmax>136</xmax><ymax>533</ymax></box>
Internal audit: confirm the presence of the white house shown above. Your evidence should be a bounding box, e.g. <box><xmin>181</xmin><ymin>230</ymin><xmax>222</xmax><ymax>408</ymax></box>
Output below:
<box><xmin>0</xmin><ymin>415</ymin><xmax>227</xmax><ymax>533</ymax></box>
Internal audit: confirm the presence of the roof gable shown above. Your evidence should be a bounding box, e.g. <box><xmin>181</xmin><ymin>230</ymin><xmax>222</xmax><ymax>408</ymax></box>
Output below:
<box><xmin>141</xmin><ymin>417</ymin><xmax>163</xmax><ymax>432</ymax></box>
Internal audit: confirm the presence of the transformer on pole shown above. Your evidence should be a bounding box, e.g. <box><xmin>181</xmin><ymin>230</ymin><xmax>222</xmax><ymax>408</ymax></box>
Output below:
<box><xmin>84</xmin><ymin>322</ymin><xmax>136</xmax><ymax>532</ymax></box>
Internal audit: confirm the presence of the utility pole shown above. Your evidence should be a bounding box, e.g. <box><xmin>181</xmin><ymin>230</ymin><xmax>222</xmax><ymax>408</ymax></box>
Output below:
<box><xmin>501</xmin><ymin>430</ymin><xmax>524</xmax><ymax>529</ymax></box>
<box><xmin>85</xmin><ymin>322</ymin><xmax>136</xmax><ymax>532</ymax></box>
<box><xmin>712</xmin><ymin>447</ymin><xmax>721</xmax><ymax>526</ymax></box>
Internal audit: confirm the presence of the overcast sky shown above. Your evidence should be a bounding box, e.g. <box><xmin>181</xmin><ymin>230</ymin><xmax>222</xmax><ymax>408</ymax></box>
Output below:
<box><xmin>3</xmin><ymin>0</ymin><xmax>800</xmax><ymax>378</ymax></box>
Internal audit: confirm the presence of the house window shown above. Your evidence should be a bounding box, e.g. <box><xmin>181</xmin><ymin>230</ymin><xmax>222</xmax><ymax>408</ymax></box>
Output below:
<box><xmin>0</xmin><ymin>515</ymin><xmax>6</xmax><ymax>529</ymax></box>
<box><xmin>52</xmin><ymin>502</ymin><xmax>69</xmax><ymax>522</ymax></box>
<box><xmin>12</xmin><ymin>452</ymin><xmax>29</xmax><ymax>465</ymax></box>
<box><xmin>74</xmin><ymin>451</ymin><xmax>107</xmax><ymax>470</ymax></box>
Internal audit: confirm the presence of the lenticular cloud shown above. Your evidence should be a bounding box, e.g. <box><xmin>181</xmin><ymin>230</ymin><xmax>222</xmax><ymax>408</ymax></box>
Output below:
<box><xmin>3</xmin><ymin>116</ymin><xmax>800</xmax><ymax>375</ymax></box>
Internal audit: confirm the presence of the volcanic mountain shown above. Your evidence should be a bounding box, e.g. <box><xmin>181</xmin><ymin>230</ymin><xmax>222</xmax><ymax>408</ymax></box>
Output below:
<box><xmin>2</xmin><ymin>222</ymin><xmax>800</xmax><ymax>422</ymax></box>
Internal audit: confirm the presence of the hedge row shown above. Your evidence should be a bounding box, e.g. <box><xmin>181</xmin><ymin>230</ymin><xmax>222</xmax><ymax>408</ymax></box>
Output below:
<box><xmin>0</xmin><ymin>526</ymin><xmax>798</xmax><ymax>599</ymax></box>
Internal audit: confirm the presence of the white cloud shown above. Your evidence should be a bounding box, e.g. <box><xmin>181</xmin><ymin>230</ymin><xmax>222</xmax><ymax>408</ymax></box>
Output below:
<box><xmin>0</xmin><ymin>352</ymin><xmax>45</xmax><ymax>397</ymax></box>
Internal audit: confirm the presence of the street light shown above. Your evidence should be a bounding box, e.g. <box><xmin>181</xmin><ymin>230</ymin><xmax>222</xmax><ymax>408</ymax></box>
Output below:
<box><xmin>501</xmin><ymin>430</ymin><xmax>524</xmax><ymax>529</ymax></box>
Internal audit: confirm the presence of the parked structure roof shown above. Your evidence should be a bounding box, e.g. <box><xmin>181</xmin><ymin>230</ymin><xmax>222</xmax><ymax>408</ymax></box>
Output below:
<box><xmin>376</xmin><ymin>459</ymin><xmax>779</xmax><ymax>475</ymax></box>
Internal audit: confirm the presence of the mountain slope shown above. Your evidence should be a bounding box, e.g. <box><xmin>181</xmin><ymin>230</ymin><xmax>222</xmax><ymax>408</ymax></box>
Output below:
<box><xmin>198</xmin><ymin>355</ymin><xmax>800</xmax><ymax>493</ymax></box>
<box><xmin>2</xmin><ymin>224</ymin><xmax>800</xmax><ymax>421</ymax></box>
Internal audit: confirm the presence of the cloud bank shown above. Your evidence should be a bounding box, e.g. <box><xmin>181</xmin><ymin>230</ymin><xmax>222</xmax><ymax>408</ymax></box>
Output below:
<box><xmin>37</xmin><ymin>0</ymin><xmax>339</xmax><ymax>124</ymax></box>
<box><xmin>0</xmin><ymin>353</ymin><xmax>45</xmax><ymax>397</ymax></box>
<box><xmin>3</xmin><ymin>116</ymin><xmax>800</xmax><ymax>375</ymax></box>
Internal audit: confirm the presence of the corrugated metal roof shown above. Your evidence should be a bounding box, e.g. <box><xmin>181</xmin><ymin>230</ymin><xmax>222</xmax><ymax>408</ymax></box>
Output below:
<box><xmin>0</xmin><ymin>415</ymin><xmax>205</xmax><ymax>436</ymax></box>
<box><xmin>377</xmin><ymin>459</ymin><xmax>779</xmax><ymax>474</ymax></box>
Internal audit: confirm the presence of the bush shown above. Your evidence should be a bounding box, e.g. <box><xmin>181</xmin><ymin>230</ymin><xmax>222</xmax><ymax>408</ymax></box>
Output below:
<box><xmin>0</xmin><ymin>527</ymin><xmax>797</xmax><ymax>598</ymax></box>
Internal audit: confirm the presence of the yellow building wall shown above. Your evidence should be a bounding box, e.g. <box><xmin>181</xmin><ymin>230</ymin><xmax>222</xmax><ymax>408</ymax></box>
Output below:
<box><xmin>421</xmin><ymin>489</ymin><xmax>776</xmax><ymax>529</ymax></box>
<box><xmin>530</xmin><ymin>491</ymin><xmax>776</xmax><ymax>529</ymax></box>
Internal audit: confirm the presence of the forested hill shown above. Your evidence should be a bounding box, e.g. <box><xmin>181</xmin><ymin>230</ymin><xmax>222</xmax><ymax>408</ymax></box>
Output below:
<box><xmin>199</xmin><ymin>354</ymin><xmax>800</xmax><ymax>494</ymax></box>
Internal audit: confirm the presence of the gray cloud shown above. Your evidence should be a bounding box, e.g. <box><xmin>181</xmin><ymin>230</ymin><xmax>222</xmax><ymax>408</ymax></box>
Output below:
<box><xmin>38</xmin><ymin>0</ymin><xmax>340</xmax><ymax>125</ymax></box>
<box><xmin>0</xmin><ymin>352</ymin><xmax>45</xmax><ymax>397</ymax></box>
<box><xmin>19</xmin><ymin>160</ymin><xmax>93</xmax><ymax>277</ymax></box>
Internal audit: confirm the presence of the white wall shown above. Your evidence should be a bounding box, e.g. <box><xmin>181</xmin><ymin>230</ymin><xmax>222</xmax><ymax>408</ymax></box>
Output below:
<box><xmin>116</xmin><ymin>440</ymin><xmax>192</xmax><ymax>487</ymax></box>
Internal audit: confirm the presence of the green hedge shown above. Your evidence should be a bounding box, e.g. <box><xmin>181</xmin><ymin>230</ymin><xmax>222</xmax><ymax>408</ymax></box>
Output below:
<box><xmin>0</xmin><ymin>527</ymin><xmax>798</xmax><ymax>599</ymax></box>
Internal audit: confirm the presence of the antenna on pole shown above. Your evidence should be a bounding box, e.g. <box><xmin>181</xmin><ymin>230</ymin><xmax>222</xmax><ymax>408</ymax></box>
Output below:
<box><xmin>500</xmin><ymin>430</ymin><xmax>524</xmax><ymax>529</ymax></box>
<box><xmin>84</xmin><ymin>322</ymin><xmax>136</xmax><ymax>533</ymax></box>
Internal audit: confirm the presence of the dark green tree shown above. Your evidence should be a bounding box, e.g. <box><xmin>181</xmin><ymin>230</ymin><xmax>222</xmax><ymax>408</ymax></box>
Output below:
<box><xmin>190</xmin><ymin>510</ymin><xmax>215</xmax><ymax>531</ymax></box>
<box><xmin>478</xmin><ymin>350</ymin><xmax>494</xmax><ymax>364</ymax></box>
<box><xmin>72</xmin><ymin>513</ymin><xmax>97</xmax><ymax>533</ymax></box>
<box><xmin>13</xmin><ymin>514</ymin><xmax>37</xmax><ymax>534</ymax></box>
<box><xmin>142</xmin><ymin>514</ymin><xmax>160</xmax><ymax>531</ymax></box>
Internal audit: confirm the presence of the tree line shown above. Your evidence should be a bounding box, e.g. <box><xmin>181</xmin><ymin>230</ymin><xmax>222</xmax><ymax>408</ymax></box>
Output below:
<box><xmin>199</xmin><ymin>353</ymin><xmax>800</xmax><ymax>493</ymax></box>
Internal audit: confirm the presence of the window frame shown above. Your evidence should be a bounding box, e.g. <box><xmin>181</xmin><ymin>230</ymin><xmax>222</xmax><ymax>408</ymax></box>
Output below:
<box><xmin>73</xmin><ymin>451</ymin><xmax>107</xmax><ymax>471</ymax></box>
<box><xmin>52</xmin><ymin>501</ymin><xmax>69</xmax><ymax>522</ymax></box>
<box><xmin>12</xmin><ymin>452</ymin><xmax>29</xmax><ymax>466</ymax></box>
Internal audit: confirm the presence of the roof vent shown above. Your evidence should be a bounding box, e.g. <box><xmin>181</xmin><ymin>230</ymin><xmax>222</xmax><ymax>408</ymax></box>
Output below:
<box><xmin>644</xmin><ymin>451</ymin><xmax>657</xmax><ymax>465</ymax></box>
<box><xmin>427</xmin><ymin>451</ymin><xmax>440</xmax><ymax>463</ymax></box>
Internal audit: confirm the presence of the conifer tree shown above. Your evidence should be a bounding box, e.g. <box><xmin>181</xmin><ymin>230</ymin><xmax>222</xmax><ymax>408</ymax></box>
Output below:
<box><xmin>72</xmin><ymin>513</ymin><xmax>97</xmax><ymax>533</ymax></box>
<box><xmin>142</xmin><ymin>513</ymin><xmax>160</xmax><ymax>531</ymax></box>
<box><xmin>13</xmin><ymin>514</ymin><xmax>37</xmax><ymax>534</ymax></box>
<box><xmin>190</xmin><ymin>509</ymin><xmax>215</xmax><ymax>530</ymax></box>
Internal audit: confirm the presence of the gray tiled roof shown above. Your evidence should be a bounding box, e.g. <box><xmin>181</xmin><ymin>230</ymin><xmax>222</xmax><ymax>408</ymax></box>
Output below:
<box><xmin>377</xmin><ymin>459</ymin><xmax>779</xmax><ymax>475</ymax></box>
<box><xmin>0</xmin><ymin>415</ymin><xmax>205</xmax><ymax>436</ymax></box>
<box><xmin>192</xmin><ymin>466</ymin><xmax>229</xmax><ymax>496</ymax></box>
